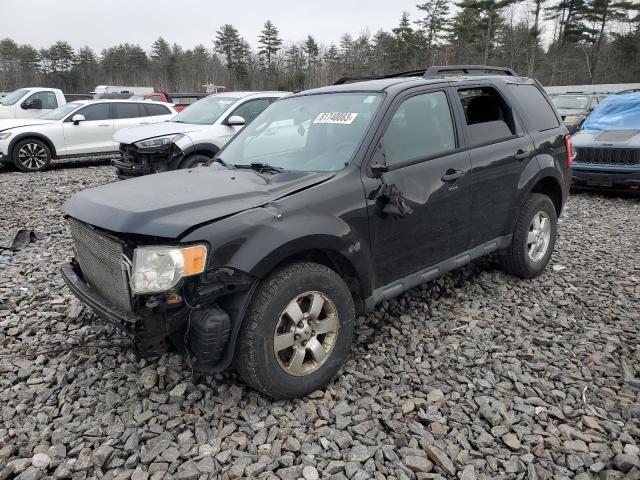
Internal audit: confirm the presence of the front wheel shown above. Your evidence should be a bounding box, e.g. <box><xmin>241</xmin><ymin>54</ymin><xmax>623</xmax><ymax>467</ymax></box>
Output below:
<box><xmin>12</xmin><ymin>139</ymin><xmax>52</xmax><ymax>172</ymax></box>
<box><xmin>179</xmin><ymin>154</ymin><xmax>211</xmax><ymax>170</ymax></box>
<box><xmin>234</xmin><ymin>262</ymin><xmax>354</xmax><ymax>399</ymax></box>
<box><xmin>499</xmin><ymin>193</ymin><xmax>557</xmax><ymax>278</ymax></box>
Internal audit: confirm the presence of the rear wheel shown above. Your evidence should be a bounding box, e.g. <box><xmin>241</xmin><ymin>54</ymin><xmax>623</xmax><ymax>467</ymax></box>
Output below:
<box><xmin>179</xmin><ymin>154</ymin><xmax>210</xmax><ymax>170</ymax></box>
<box><xmin>500</xmin><ymin>193</ymin><xmax>557</xmax><ymax>278</ymax></box>
<box><xmin>12</xmin><ymin>139</ymin><xmax>52</xmax><ymax>172</ymax></box>
<box><xmin>234</xmin><ymin>262</ymin><xmax>354</xmax><ymax>399</ymax></box>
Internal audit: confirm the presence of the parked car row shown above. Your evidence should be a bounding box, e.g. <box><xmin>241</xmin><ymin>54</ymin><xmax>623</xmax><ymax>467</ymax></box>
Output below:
<box><xmin>0</xmin><ymin>99</ymin><xmax>176</xmax><ymax>171</ymax></box>
<box><xmin>60</xmin><ymin>65</ymin><xmax>575</xmax><ymax>399</ymax></box>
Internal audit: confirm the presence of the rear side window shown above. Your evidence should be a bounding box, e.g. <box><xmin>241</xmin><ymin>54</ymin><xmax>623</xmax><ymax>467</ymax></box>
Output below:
<box><xmin>72</xmin><ymin>103</ymin><xmax>111</xmax><ymax>121</ymax></box>
<box><xmin>457</xmin><ymin>87</ymin><xmax>516</xmax><ymax>146</ymax></box>
<box><xmin>114</xmin><ymin>103</ymin><xmax>142</xmax><ymax>119</ymax></box>
<box><xmin>144</xmin><ymin>104</ymin><xmax>171</xmax><ymax>116</ymax></box>
<box><xmin>508</xmin><ymin>84</ymin><xmax>559</xmax><ymax>131</ymax></box>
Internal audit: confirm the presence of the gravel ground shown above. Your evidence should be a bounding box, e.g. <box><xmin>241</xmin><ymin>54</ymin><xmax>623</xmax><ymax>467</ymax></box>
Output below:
<box><xmin>0</xmin><ymin>160</ymin><xmax>638</xmax><ymax>480</ymax></box>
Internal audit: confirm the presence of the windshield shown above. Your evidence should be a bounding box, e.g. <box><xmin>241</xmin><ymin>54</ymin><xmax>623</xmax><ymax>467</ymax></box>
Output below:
<box><xmin>1</xmin><ymin>89</ymin><xmax>29</xmax><ymax>106</ymax></box>
<box><xmin>583</xmin><ymin>94</ymin><xmax>640</xmax><ymax>131</ymax></box>
<box><xmin>173</xmin><ymin>95</ymin><xmax>237</xmax><ymax>125</ymax></box>
<box><xmin>219</xmin><ymin>93</ymin><xmax>383</xmax><ymax>172</ymax></box>
<box><xmin>551</xmin><ymin>95</ymin><xmax>590</xmax><ymax>110</ymax></box>
<box><xmin>40</xmin><ymin>102</ymin><xmax>82</xmax><ymax>120</ymax></box>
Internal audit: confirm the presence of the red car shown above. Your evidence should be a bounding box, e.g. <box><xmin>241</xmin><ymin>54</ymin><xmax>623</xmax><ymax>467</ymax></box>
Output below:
<box><xmin>138</xmin><ymin>92</ymin><xmax>208</xmax><ymax>111</ymax></box>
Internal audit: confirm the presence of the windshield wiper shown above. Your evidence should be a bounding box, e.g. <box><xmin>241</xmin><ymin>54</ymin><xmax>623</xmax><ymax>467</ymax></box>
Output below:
<box><xmin>211</xmin><ymin>156</ymin><xmax>234</xmax><ymax>169</ymax></box>
<box><xmin>249</xmin><ymin>162</ymin><xmax>284</xmax><ymax>173</ymax></box>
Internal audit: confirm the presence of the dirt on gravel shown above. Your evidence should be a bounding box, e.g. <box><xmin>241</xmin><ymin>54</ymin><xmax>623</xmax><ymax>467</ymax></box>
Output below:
<box><xmin>0</xmin><ymin>160</ymin><xmax>638</xmax><ymax>480</ymax></box>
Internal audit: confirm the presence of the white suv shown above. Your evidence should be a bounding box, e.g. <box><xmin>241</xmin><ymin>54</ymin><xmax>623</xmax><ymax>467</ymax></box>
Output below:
<box><xmin>112</xmin><ymin>91</ymin><xmax>289</xmax><ymax>178</ymax></box>
<box><xmin>0</xmin><ymin>100</ymin><xmax>176</xmax><ymax>172</ymax></box>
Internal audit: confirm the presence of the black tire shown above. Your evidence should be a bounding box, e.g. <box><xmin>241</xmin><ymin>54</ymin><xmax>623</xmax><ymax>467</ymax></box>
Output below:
<box><xmin>234</xmin><ymin>262</ymin><xmax>354</xmax><ymax>399</ymax></box>
<box><xmin>12</xmin><ymin>139</ymin><xmax>52</xmax><ymax>172</ymax></box>
<box><xmin>500</xmin><ymin>193</ymin><xmax>557</xmax><ymax>278</ymax></box>
<box><xmin>179</xmin><ymin>154</ymin><xmax>210</xmax><ymax>170</ymax></box>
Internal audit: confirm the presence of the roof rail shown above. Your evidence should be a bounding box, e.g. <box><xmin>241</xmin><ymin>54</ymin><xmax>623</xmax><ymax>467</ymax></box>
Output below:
<box><xmin>333</xmin><ymin>68</ymin><xmax>429</xmax><ymax>85</ymax></box>
<box><xmin>423</xmin><ymin>65</ymin><xmax>517</xmax><ymax>77</ymax></box>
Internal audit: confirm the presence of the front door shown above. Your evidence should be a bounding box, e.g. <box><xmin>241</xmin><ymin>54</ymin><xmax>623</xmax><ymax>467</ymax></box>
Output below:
<box><xmin>62</xmin><ymin>103</ymin><xmax>114</xmax><ymax>155</ymax></box>
<box><xmin>363</xmin><ymin>89</ymin><xmax>473</xmax><ymax>287</ymax></box>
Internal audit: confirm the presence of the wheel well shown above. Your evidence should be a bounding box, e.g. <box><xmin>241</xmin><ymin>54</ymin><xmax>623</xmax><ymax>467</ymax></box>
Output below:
<box><xmin>530</xmin><ymin>177</ymin><xmax>562</xmax><ymax>216</ymax></box>
<box><xmin>10</xmin><ymin>135</ymin><xmax>57</xmax><ymax>159</ymax></box>
<box><xmin>271</xmin><ymin>249</ymin><xmax>364</xmax><ymax>314</ymax></box>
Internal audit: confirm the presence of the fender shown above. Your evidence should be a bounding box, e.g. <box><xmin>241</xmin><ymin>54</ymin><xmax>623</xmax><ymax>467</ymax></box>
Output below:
<box><xmin>8</xmin><ymin>132</ymin><xmax>58</xmax><ymax>159</ymax></box>
<box><xmin>507</xmin><ymin>153</ymin><xmax>565</xmax><ymax>233</ymax></box>
<box><xmin>183</xmin><ymin>207</ymin><xmax>375</xmax><ymax>300</ymax></box>
<box><xmin>181</xmin><ymin>142</ymin><xmax>220</xmax><ymax>159</ymax></box>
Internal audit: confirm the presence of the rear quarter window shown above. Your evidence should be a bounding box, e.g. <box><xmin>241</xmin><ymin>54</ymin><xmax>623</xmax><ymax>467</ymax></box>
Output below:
<box><xmin>508</xmin><ymin>84</ymin><xmax>559</xmax><ymax>132</ymax></box>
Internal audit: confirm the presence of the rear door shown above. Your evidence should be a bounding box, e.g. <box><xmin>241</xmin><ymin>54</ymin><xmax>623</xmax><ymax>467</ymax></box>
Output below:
<box><xmin>113</xmin><ymin>103</ymin><xmax>153</xmax><ymax>137</ymax></box>
<box><xmin>452</xmin><ymin>84</ymin><xmax>534</xmax><ymax>248</ymax></box>
<box><xmin>62</xmin><ymin>103</ymin><xmax>114</xmax><ymax>155</ymax></box>
<box><xmin>142</xmin><ymin>103</ymin><xmax>175</xmax><ymax>123</ymax></box>
<box><xmin>363</xmin><ymin>87</ymin><xmax>473</xmax><ymax>286</ymax></box>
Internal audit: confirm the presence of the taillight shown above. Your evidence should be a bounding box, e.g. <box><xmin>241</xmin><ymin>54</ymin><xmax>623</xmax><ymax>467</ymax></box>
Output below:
<box><xmin>564</xmin><ymin>133</ymin><xmax>575</xmax><ymax>168</ymax></box>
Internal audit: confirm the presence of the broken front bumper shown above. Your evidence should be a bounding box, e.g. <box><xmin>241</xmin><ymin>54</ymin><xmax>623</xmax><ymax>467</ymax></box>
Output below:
<box><xmin>61</xmin><ymin>262</ymin><xmax>140</xmax><ymax>331</ymax></box>
<box><xmin>113</xmin><ymin>143</ymin><xmax>184</xmax><ymax>179</ymax></box>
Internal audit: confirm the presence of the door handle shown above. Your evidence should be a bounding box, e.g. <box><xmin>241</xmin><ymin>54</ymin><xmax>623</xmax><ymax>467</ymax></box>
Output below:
<box><xmin>515</xmin><ymin>149</ymin><xmax>530</xmax><ymax>160</ymax></box>
<box><xmin>98</xmin><ymin>124</ymin><xmax>110</xmax><ymax>127</ymax></box>
<box><xmin>139</xmin><ymin>122</ymin><xmax>150</xmax><ymax>125</ymax></box>
<box><xmin>441</xmin><ymin>169</ymin><xmax>464</xmax><ymax>183</ymax></box>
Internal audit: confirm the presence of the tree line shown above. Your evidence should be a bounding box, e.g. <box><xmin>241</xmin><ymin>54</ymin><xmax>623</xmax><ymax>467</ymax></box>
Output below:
<box><xmin>1</xmin><ymin>0</ymin><xmax>639</xmax><ymax>95</ymax></box>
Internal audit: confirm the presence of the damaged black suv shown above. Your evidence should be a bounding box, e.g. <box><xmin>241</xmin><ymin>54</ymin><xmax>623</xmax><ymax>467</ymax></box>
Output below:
<box><xmin>62</xmin><ymin>66</ymin><xmax>572</xmax><ymax>399</ymax></box>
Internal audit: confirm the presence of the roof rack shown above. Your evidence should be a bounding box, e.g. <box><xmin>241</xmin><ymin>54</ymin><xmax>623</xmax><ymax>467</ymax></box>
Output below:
<box><xmin>333</xmin><ymin>69</ymin><xmax>429</xmax><ymax>85</ymax></box>
<box><xmin>423</xmin><ymin>65</ymin><xmax>517</xmax><ymax>77</ymax></box>
<box><xmin>332</xmin><ymin>65</ymin><xmax>518</xmax><ymax>85</ymax></box>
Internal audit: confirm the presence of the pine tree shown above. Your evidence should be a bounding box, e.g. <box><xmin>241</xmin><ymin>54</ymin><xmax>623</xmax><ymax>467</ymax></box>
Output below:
<box><xmin>416</xmin><ymin>0</ymin><xmax>450</xmax><ymax>49</ymax></box>
<box><xmin>258</xmin><ymin>20</ymin><xmax>283</xmax><ymax>85</ymax></box>
<box><xmin>392</xmin><ymin>12</ymin><xmax>416</xmax><ymax>69</ymax></box>
<box><xmin>215</xmin><ymin>24</ymin><xmax>242</xmax><ymax>86</ymax></box>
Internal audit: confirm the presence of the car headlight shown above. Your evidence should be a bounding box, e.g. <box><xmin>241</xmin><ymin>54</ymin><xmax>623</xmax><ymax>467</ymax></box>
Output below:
<box><xmin>130</xmin><ymin>244</ymin><xmax>207</xmax><ymax>295</ymax></box>
<box><xmin>564</xmin><ymin>115</ymin><xmax>581</xmax><ymax>123</ymax></box>
<box><xmin>0</xmin><ymin>132</ymin><xmax>12</xmax><ymax>141</ymax></box>
<box><xmin>134</xmin><ymin>133</ymin><xmax>184</xmax><ymax>149</ymax></box>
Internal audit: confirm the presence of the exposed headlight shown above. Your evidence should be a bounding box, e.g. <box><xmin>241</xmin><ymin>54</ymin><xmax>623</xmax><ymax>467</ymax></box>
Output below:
<box><xmin>134</xmin><ymin>134</ymin><xmax>184</xmax><ymax>149</ymax></box>
<box><xmin>0</xmin><ymin>132</ymin><xmax>12</xmax><ymax>141</ymax></box>
<box><xmin>564</xmin><ymin>115</ymin><xmax>581</xmax><ymax>123</ymax></box>
<box><xmin>130</xmin><ymin>244</ymin><xmax>207</xmax><ymax>295</ymax></box>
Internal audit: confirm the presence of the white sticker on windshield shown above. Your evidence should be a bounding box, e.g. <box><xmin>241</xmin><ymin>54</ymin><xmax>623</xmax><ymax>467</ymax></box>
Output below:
<box><xmin>313</xmin><ymin>112</ymin><xmax>358</xmax><ymax>124</ymax></box>
<box><xmin>363</xmin><ymin>96</ymin><xmax>377</xmax><ymax>104</ymax></box>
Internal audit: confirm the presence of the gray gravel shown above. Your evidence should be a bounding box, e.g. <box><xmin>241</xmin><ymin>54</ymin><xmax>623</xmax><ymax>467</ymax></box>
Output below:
<box><xmin>1</xmin><ymin>160</ymin><xmax>639</xmax><ymax>480</ymax></box>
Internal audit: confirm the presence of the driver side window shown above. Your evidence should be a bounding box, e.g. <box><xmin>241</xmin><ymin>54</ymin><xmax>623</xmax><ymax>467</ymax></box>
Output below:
<box><xmin>231</xmin><ymin>99</ymin><xmax>271</xmax><ymax>123</ymax></box>
<box><xmin>69</xmin><ymin>103</ymin><xmax>111</xmax><ymax>122</ymax></box>
<box><xmin>27</xmin><ymin>91</ymin><xmax>58</xmax><ymax>109</ymax></box>
<box><xmin>383</xmin><ymin>91</ymin><xmax>455</xmax><ymax>166</ymax></box>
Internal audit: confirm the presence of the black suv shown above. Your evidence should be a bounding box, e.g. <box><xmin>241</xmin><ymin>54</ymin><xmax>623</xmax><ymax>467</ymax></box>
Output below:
<box><xmin>61</xmin><ymin>65</ymin><xmax>572</xmax><ymax>399</ymax></box>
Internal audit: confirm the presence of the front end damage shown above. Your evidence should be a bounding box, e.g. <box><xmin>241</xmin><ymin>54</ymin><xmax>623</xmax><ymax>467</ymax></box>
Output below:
<box><xmin>113</xmin><ymin>141</ymin><xmax>186</xmax><ymax>179</ymax></box>
<box><xmin>61</xmin><ymin>218</ymin><xmax>256</xmax><ymax>372</ymax></box>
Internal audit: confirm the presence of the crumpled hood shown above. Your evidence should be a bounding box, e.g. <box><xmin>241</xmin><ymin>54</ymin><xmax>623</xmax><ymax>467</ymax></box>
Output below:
<box><xmin>0</xmin><ymin>118</ymin><xmax>56</xmax><ymax>131</ymax></box>
<box><xmin>113</xmin><ymin>121</ymin><xmax>207</xmax><ymax>145</ymax></box>
<box><xmin>64</xmin><ymin>167</ymin><xmax>334</xmax><ymax>238</ymax></box>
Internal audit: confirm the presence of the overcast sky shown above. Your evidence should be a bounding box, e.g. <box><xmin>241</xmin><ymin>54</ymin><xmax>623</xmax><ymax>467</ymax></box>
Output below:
<box><xmin>3</xmin><ymin>0</ymin><xmax>434</xmax><ymax>52</ymax></box>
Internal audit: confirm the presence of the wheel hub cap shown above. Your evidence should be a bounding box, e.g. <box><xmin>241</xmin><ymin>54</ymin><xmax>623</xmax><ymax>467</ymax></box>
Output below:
<box><xmin>527</xmin><ymin>211</ymin><xmax>551</xmax><ymax>262</ymax></box>
<box><xmin>273</xmin><ymin>291</ymin><xmax>339</xmax><ymax>376</ymax></box>
<box><xmin>18</xmin><ymin>143</ymin><xmax>47</xmax><ymax>170</ymax></box>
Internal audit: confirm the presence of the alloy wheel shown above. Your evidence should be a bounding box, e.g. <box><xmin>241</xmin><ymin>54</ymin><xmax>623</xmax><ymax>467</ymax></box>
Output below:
<box><xmin>527</xmin><ymin>211</ymin><xmax>551</xmax><ymax>262</ymax></box>
<box><xmin>18</xmin><ymin>143</ymin><xmax>48</xmax><ymax>170</ymax></box>
<box><xmin>273</xmin><ymin>291</ymin><xmax>339</xmax><ymax>376</ymax></box>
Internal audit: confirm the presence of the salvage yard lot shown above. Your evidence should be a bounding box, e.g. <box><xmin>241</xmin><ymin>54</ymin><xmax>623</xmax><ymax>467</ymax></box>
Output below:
<box><xmin>0</xmin><ymin>160</ymin><xmax>638</xmax><ymax>480</ymax></box>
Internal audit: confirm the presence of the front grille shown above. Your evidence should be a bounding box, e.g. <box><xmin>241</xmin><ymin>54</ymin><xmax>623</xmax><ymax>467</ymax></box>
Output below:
<box><xmin>68</xmin><ymin>218</ymin><xmax>132</xmax><ymax>312</ymax></box>
<box><xmin>574</xmin><ymin>148</ymin><xmax>640</xmax><ymax>166</ymax></box>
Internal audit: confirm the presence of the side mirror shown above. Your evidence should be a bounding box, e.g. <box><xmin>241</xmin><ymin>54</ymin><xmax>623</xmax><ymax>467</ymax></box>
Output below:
<box><xmin>370</xmin><ymin>141</ymin><xmax>389</xmax><ymax>176</ymax></box>
<box><xmin>22</xmin><ymin>98</ymin><xmax>43</xmax><ymax>110</ymax></box>
<box><xmin>72</xmin><ymin>114</ymin><xmax>85</xmax><ymax>125</ymax></box>
<box><xmin>227</xmin><ymin>115</ymin><xmax>246</xmax><ymax>126</ymax></box>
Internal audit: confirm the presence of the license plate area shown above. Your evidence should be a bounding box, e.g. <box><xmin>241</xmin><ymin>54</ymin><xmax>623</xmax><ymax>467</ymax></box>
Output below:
<box><xmin>586</xmin><ymin>174</ymin><xmax>613</xmax><ymax>187</ymax></box>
